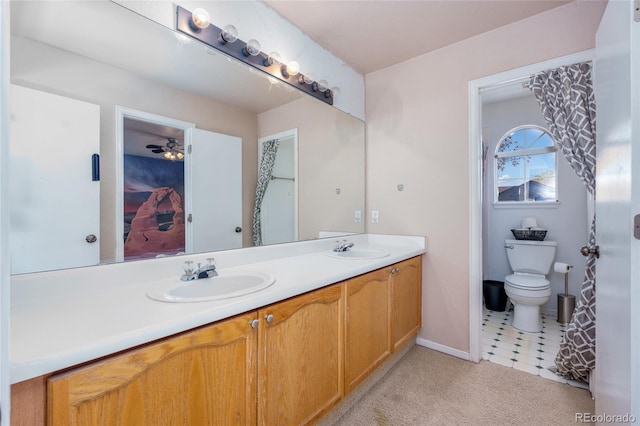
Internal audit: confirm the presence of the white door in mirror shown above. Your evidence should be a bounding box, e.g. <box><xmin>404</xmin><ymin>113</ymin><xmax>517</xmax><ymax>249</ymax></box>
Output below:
<box><xmin>190</xmin><ymin>129</ymin><xmax>242</xmax><ymax>252</ymax></box>
<box><xmin>9</xmin><ymin>85</ymin><xmax>100</xmax><ymax>274</ymax></box>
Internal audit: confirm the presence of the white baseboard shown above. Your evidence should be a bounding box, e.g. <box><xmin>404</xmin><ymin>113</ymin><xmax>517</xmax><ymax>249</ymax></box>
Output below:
<box><xmin>416</xmin><ymin>337</ymin><xmax>470</xmax><ymax>361</ymax></box>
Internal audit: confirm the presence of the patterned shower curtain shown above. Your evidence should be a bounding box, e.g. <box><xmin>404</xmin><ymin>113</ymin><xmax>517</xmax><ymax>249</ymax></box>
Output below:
<box><xmin>252</xmin><ymin>139</ymin><xmax>279</xmax><ymax>246</ymax></box>
<box><xmin>528</xmin><ymin>62</ymin><xmax>596</xmax><ymax>383</ymax></box>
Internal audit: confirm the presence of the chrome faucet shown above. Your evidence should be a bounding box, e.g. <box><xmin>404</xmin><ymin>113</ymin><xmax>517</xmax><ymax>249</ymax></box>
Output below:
<box><xmin>181</xmin><ymin>258</ymin><xmax>218</xmax><ymax>281</ymax></box>
<box><xmin>333</xmin><ymin>240</ymin><xmax>354</xmax><ymax>252</ymax></box>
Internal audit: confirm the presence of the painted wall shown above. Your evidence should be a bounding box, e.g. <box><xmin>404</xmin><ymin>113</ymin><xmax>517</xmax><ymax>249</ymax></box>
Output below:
<box><xmin>11</xmin><ymin>37</ymin><xmax>258</xmax><ymax>260</ymax></box>
<box><xmin>482</xmin><ymin>95</ymin><xmax>588</xmax><ymax>315</ymax></box>
<box><xmin>365</xmin><ymin>1</ymin><xmax>606</xmax><ymax>352</ymax></box>
<box><xmin>258</xmin><ymin>97</ymin><xmax>365</xmax><ymax>240</ymax></box>
<box><xmin>114</xmin><ymin>0</ymin><xmax>365</xmax><ymax>120</ymax></box>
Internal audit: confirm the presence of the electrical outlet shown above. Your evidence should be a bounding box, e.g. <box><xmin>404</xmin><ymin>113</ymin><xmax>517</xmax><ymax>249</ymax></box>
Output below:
<box><xmin>355</xmin><ymin>210</ymin><xmax>362</xmax><ymax>223</ymax></box>
<box><xmin>371</xmin><ymin>210</ymin><xmax>379</xmax><ymax>223</ymax></box>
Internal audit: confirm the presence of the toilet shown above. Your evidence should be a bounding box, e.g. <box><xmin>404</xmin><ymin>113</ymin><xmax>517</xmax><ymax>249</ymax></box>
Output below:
<box><xmin>504</xmin><ymin>239</ymin><xmax>557</xmax><ymax>332</ymax></box>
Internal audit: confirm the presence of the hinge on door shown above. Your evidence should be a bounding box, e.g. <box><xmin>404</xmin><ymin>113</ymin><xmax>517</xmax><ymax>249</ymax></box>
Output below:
<box><xmin>635</xmin><ymin>0</ymin><xmax>640</xmax><ymax>22</ymax></box>
<box><xmin>187</xmin><ymin>213</ymin><xmax>193</xmax><ymax>223</ymax></box>
<box><xmin>188</xmin><ymin>144</ymin><xmax>192</xmax><ymax>154</ymax></box>
<box><xmin>634</xmin><ymin>214</ymin><xmax>640</xmax><ymax>239</ymax></box>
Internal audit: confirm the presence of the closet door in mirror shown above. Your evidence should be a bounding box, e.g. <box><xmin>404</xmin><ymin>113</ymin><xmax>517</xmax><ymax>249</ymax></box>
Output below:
<box><xmin>9</xmin><ymin>84</ymin><xmax>100</xmax><ymax>274</ymax></box>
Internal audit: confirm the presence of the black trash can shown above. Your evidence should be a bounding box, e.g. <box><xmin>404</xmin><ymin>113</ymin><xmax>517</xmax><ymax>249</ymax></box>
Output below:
<box><xmin>483</xmin><ymin>280</ymin><xmax>508</xmax><ymax>312</ymax></box>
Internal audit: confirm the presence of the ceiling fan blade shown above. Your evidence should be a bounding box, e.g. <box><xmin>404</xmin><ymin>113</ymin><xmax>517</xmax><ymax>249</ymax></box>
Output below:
<box><xmin>151</xmin><ymin>149</ymin><xmax>164</xmax><ymax>153</ymax></box>
<box><xmin>146</xmin><ymin>144</ymin><xmax>163</xmax><ymax>149</ymax></box>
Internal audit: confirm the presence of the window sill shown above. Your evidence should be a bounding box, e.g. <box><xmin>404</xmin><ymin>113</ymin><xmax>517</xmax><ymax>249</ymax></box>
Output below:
<box><xmin>492</xmin><ymin>201</ymin><xmax>561</xmax><ymax>209</ymax></box>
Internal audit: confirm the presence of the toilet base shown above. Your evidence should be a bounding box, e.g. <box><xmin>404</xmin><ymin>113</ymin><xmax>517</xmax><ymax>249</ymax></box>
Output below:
<box><xmin>511</xmin><ymin>303</ymin><xmax>543</xmax><ymax>332</ymax></box>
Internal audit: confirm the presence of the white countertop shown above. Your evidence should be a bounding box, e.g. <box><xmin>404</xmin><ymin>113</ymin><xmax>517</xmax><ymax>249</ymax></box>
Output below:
<box><xmin>10</xmin><ymin>234</ymin><xmax>425</xmax><ymax>384</ymax></box>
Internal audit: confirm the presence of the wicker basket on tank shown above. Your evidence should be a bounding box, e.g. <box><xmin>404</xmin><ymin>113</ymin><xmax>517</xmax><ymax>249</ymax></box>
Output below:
<box><xmin>511</xmin><ymin>229</ymin><xmax>547</xmax><ymax>241</ymax></box>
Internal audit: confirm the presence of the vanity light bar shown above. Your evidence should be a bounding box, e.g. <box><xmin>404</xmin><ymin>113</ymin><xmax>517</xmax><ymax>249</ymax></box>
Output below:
<box><xmin>176</xmin><ymin>6</ymin><xmax>333</xmax><ymax>106</ymax></box>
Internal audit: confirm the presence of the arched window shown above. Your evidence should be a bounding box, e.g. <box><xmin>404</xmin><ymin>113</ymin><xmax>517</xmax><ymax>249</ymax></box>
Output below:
<box><xmin>495</xmin><ymin>125</ymin><xmax>557</xmax><ymax>203</ymax></box>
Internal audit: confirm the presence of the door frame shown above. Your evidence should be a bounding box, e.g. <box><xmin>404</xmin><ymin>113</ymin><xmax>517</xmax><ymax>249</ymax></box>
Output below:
<box><xmin>258</xmin><ymin>128</ymin><xmax>299</xmax><ymax>243</ymax></box>
<box><xmin>467</xmin><ymin>50</ymin><xmax>594</xmax><ymax>362</ymax></box>
<box><xmin>115</xmin><ymin>106</ymin><xmax>194</xmax><ymax>262</ymax></box>
<box><xmin>0</xmin><ymin>2</ymin><xmax>9</xmax><ymax>423</ymax></box>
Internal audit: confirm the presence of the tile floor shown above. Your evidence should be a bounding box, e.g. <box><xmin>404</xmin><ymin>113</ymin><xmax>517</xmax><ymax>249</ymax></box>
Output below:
<box><xmin>482</xmin><ymin>307</ymin><xmax>588</xmax><ymax>389</ymax></box>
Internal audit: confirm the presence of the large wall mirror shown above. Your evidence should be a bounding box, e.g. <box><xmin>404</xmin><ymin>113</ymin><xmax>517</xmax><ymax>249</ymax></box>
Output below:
<box><xmin>9</xmin><ymin>0</ymin><xmax>365</xmax><ymax>275</ymax></box>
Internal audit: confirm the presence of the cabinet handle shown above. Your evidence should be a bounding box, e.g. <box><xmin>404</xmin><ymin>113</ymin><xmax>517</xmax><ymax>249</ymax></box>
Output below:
<box><xmin>250</xmin><ymin>319</ymin><xmax>259</xmax><ymax>329</ymax></box>
<box><xmin>265</xmin><ymin>314</ymin><xmax>274</xmax><ymax>324</ymax></box>
<box><xmin>390</xmin><ymin>267</ymin><xmax>399</xmax><ymax>274</ymax></box>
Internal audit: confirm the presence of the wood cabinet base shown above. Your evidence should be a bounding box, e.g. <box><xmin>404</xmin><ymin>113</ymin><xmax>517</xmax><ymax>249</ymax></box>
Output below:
<box><xmin>10</xmin><ymin>256</ymin><xmax>422</xmax><ymax>426</ymax></box>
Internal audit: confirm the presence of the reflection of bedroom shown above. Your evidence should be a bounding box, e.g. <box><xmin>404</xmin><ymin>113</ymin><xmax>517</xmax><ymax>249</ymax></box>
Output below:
<box><xmin>123</xmin><ymin>119</ymin><xmax>186</xmax><ymax>260</ymax></box>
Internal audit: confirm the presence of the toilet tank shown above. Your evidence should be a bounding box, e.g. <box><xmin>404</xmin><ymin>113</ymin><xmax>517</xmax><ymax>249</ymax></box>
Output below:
<box><xmin>505</xmin><ymin>239</ymin><xmax>557</xmax><ymax>275</ymax></box>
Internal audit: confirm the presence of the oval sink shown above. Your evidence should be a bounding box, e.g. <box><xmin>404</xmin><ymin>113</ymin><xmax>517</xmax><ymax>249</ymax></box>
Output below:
<box><xmin>326</xmin><ymin>248</ymin><xmax>390</xmax><ymax>260</ymax></box>
<box><xmin>147</xmin><ymin>272</ymin><xmax>275</xmax><ymax>303</ymax></box>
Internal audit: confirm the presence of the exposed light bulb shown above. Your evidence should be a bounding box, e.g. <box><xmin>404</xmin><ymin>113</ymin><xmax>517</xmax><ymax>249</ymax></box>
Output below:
<box><xmin>281</xmin><ymin>61</ymin><xmax>300</xmax><ymax>78</ymax></box>
<box><xmin>177</xmin><ymin>152</ymin><xmax>185</xmax><ymax>160</ymax></box>
<box><xmin>263</xmin><ymin>51</ymin><xmax>281</xmax><ymax>67</ymax></box>
<box><xmin>218</xmin><ymin>25</ymin><xmax>238</xmax><ymax>44</ymax></box>
<box><xmin>287</xmin><ymin>61</ymin><xmax>300</xmax><ymax>75</ymax></box>
<box><xmin>301</xmin><ymin>71</ymin><xmax>315</xmax><ymax>85</ymax></box>
<box><xmin>190</xmin><ymin>8</ymin><xmax>211</xmax><ymax>30</ymax></box>
<box><xmin>163</xmin><ymin>152</ymin><xmax>172</xmax><ymax>159</ymax></box>
<box><xmin>242</xmin><ymin>39</ymin><xmax>261</xmax><ymax>57</ymax></box>
<box><xmin>317</xmin><ymin>80</ymin><xmax>328</xmax><ymax>92</ymax></box>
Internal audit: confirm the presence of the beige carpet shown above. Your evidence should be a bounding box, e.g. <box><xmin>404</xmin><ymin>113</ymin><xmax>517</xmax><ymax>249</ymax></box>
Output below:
<box><xmin>335</xmin><ymin>346</ymin><xmax>594</xmax><ymax>425</ymax></box>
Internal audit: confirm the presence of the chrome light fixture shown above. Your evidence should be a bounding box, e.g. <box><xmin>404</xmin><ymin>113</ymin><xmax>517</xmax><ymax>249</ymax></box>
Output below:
<box><xmin>175</xmin><ymin>6</ymin><xmax>333</xmax><ymax>105</ymax></box>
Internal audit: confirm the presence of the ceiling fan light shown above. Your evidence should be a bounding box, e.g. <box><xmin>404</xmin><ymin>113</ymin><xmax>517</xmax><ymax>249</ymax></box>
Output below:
<box><xmin>177</xmin><ymin>152</ymin><xmax>185</xmax><ymax>160</ymax></box>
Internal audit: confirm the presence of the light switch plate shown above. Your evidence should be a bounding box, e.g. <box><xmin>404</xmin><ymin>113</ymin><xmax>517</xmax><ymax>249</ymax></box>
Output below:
<box><xmin>355</xmin><ymin>210</ymin><xmax>362</xmax><ymax>223</ymax></box>
<box><xmin>371</xmin><ymin>210</ymin><xmax>379</xmax><ymax>223</ymax></box>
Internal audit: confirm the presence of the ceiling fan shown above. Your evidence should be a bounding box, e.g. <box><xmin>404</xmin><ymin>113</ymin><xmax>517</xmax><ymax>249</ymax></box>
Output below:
<box><xmin>146</xmin><ymin>137</ymin><xmax>184</xmax><ymax>161</ymax></box>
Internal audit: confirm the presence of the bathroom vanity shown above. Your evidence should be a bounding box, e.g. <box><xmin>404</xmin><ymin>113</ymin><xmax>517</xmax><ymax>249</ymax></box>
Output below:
<box><xmin>10</xmin><ymin>234</ymin><xmax>425</xmax><ymax>425</ymax></box>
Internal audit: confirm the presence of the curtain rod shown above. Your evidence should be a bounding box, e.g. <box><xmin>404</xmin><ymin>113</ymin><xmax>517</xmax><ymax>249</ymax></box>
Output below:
<box><xmin>479</xmin><ymin>75</ymin><xmax>531</xmax><ymax>94</ymax></box>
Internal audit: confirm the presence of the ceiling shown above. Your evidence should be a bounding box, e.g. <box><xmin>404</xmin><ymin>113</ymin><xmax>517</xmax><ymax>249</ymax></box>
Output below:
<box><xmin>263</xmin><ymin>0</ymin><xmax>573</xmax><ymax>74</ymax></box>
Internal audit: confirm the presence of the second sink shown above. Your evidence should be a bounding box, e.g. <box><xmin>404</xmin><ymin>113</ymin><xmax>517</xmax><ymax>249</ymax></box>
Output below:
<box><xmin>326</xmin><ymin>248</ymin><xmax>390</xmax><ymax>260</ymax></box>
<box><xmin>147</xmin><ymin>272</ymin><xmax>276</xmax><ymax>303</ymax></box>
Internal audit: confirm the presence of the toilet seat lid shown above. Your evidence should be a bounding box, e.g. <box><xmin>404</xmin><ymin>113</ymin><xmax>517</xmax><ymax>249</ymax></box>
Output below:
<box><xmin>505</xmin><ymin>274</ymin><xmax>549</xmax><ymax>290</ymax></box>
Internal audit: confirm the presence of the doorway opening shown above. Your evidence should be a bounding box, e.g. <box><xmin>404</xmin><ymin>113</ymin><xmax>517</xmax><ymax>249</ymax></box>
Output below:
<box><xmin>115</xmin><ymin>107</ymin><xmax>194</xmax><ymax>262</ymax></box>
<box><xmin>468</xmin><ymin>50</ymin><xmax>594</xmax><ymax>364</ymax></box>
<box><xmin>257</xmin><ymin>129</ymin><xmax>299</xmax><ymax>245</ymax></box>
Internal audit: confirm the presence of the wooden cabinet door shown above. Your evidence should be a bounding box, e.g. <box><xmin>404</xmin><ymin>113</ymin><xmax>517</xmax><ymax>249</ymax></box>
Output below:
<box><xmin>344</xmin><ymin>268</ymin><xmax>391</xmax><ymax>394</ymax></box>
<box><xmin>48</xmin><ymin>312</ymin><xmax>257</xmax><ymax>426</ymax></box>
<box><xmin>258</xmin><ymin>284</ymin><xmax>344</xmax><ymax>426</ymax></box>
<box><xmin>390</xmin><ymin>256</ymin><xmax>422</xmax><ymax>351</ymax></box>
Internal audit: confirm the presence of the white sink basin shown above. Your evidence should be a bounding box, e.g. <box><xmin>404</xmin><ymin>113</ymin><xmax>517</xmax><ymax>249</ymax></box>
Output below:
<box><xmin>147</xmin><ymin>272</ymin><xmax>276</xmax><ymax>303</ymax></box>
<box><xmin>326</xmin><ymin>248</ymin><xmax>390</xmax><ymax>260</ymax></box>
